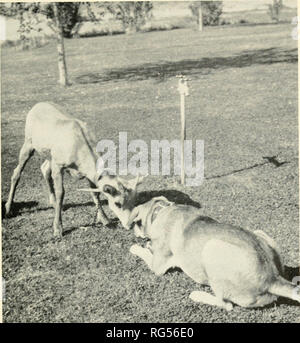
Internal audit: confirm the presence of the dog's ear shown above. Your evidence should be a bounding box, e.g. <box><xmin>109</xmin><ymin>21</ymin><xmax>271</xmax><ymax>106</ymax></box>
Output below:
<box><xmin>149</xmin><ymin>196</ymin><xmax>170</xmax><ymax>208</ymax></box>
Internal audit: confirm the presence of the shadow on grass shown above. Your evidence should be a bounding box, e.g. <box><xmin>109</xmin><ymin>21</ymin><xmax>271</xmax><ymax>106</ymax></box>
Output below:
<box><xmin>2</xmin><ymin>200</ymin><xmax>38</xmax><ymax>218</ymax></box>
<box><xmin>207</xmin><ymin>155</ymin><xmax>289</xmax><ymax>180</ymax></box>
<box><xmin>136</xmin><ymin>189</ymin><xmax>201</xmax><ymax>208</ymax></box>
<box><xmin>63</xmin><ymin>199</ymin><xmax>108</xmax><ymax>211</ymax></box>
<box><xmin>167</xmin><ymin>265</ymin><xmax>300</xmax><ymax>308</ymax></box>
<box><xmin>275</xmin><ymin>265</ymin><xmax>300</xmax><ymax>307</ymax></box>
<box><xmin>256</xmin><ymin>265</ymin><xmax>300</xmax><ymax>309</ymax></box>
<box><xmin>2</xmin><ymin>199</ymin><xmax>109</xmax><ymax>218</ymax></box>
<box><xmin>284</xmin><ymin>265</ymin><xmax>300</xmax><ymax>282</ymax></box>
<box><xmin>63</xmin><ymin>217</ymin><xmax>120</xmax><ymax>236</ymax></box>
<box><xmin>76</xmin><ymin>47</ymin><xmax>297</xmax><ymax>84</ymax></box>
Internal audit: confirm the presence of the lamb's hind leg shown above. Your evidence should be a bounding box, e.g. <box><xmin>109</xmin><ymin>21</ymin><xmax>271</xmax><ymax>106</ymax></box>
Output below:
<box><xmin>51</xmin><ymin>163</ymin><xmax>64</xmax><ymax>237</ymax></box>
<box><xmin>41</xmin><ymin>160</ymin><xmax>56</xmax><ymax>208</ymax></box>
<box><xmin>5</xmin><ymin>140</ymin><xmax>34</xmax><ymax>216</ymax></box>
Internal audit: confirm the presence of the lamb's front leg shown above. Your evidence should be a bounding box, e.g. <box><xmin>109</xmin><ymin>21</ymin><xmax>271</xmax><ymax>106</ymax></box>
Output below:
<box><xmin>41</xmin><ymin>160</ymin><xmax>56</xmax><ymax>208</ymax></box>
<box><xmin>88</xmin><ymin>180</ymin><xmax>109</xmax><ymax>226</ymax></box>
<box><xmin>52</xmin><ymin>164</ymin><xmax>64</xmax><ymax>237</ymax></box>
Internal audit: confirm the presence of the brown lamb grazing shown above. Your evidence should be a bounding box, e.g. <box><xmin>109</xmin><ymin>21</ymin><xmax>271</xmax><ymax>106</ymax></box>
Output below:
<box><xmin>5</xmin><ymin>102</ymin><xmax>142</xmax><ymax>237</ymax></box>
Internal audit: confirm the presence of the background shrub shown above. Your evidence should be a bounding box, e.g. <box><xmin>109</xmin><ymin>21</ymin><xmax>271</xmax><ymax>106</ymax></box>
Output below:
<box><xmin>189</xmin><ymin>1</ymin><xmax>223</xmax><ymax>27</ymax></box>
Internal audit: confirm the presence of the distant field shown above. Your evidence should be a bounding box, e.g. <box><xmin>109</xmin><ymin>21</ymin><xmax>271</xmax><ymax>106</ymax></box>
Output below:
<box><xmin>221</xmin><ymin>7</ymin><xmax>297</xmax><ymax>25</ymax></box>
<box><xmin>1</xmin><ymin>3</ymin><xmax>297</xmax><ymax>42</ymax></box>
<box><xmin>1</xmin><ymin>23</ymin><xmax>299</xmax><ymax>322</ymax></box>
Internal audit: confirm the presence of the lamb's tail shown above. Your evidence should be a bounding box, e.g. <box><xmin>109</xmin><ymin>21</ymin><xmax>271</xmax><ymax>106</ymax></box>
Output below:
<box><xmin>269</xmin><ymin>276</ymin><xmax>300</xmax><ymax>302</ymax></box>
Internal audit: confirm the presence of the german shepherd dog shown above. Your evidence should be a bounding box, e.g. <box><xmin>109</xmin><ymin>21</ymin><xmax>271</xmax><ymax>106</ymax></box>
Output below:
<box><xmin>128</xmin><ymin>196</ymin><xmax>300</xmax><ymax>310</ymax></box>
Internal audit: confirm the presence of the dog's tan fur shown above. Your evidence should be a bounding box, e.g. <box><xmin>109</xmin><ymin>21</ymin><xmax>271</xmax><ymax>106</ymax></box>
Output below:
<box><xmin>128</xmin><ymin>196</ymin><xmax>300</xmax><ymax>310</ymax></box>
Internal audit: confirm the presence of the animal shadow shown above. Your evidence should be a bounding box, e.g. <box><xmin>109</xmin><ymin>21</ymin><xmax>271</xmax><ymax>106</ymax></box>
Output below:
<box><xmin>76</xmin><ymin>47</ymin><xmax>297</xmax><ymax>84</ymax></box>
<box><xmin>276</xmin><ymin>265</ymin><xmax>300</xmax><ymax>307</ymax></box>
<box><xmin>2</xmin><ymin>200</ymin><xmax>39</xmax><ymax>218</ymax></box>
<box><xmin>63</xmin><ymin>199</ymin><xmax>108</xmax><ymax>211</ymax></box>
<box><xmin>284</xmin><ymin>265</ymin><xmax>300</xmax><ymax>281</ymax></box>
<box><xmin>136</xmin><ymin>189</ymin><xmax>201</xmax><ymax>208</ymax></box>
<box><xmin>2</xmin><ymin>199</ymin><xmax>109</xmax><ymax>218</ymax></box>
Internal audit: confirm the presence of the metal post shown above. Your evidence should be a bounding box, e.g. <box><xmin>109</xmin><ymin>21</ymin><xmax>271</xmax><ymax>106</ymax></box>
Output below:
<box><xmin>177</xmin><ymin>75</ymin><xmax>189</xmax><ymax>185</ymax></box>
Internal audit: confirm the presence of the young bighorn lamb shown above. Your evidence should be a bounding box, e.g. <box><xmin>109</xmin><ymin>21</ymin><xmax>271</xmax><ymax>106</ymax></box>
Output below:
<box><xmin>5</xmin><ymin>102</ymin><xmax>141</xmax><ymax>237</ymax></box>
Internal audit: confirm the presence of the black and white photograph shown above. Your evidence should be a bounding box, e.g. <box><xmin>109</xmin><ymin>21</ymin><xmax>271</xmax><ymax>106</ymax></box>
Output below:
<box><xmin>1</xmin><ymin>0</ymin><xmax>299</xmax><ymax>324</ymax></box>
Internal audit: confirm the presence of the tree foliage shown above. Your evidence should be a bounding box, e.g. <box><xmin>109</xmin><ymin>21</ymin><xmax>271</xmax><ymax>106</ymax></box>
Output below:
<box><xmin>0</xmin><ymin>2</ymin><xmax>152</xmax><ymax>85</ymax></box>
<box><xmin>0</xmin><ymin>2</ymin><xmax>82</xmax><ymax>85</ymax></box>
<box><xmin>0</xmin><ymin>2</ymin><xmax>82</xmax><ymax>38</ymax></box>
<box><xmin>189</xmin><ymin>1</ymin><xmax>223</xmax><ymax>26</ymax></box>
<box><xmin>103</xmin><ymin>1</ymin><xmax>153</xmax><ymax>33</ymax></box>
<box><xmin>42</xmin><ymin>2</ymin><xmax>81</xmax><ymax>38</ymax></box>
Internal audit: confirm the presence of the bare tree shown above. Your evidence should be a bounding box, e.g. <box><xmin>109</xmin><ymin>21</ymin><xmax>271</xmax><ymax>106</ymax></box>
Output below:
<box><xmin>189</xmin><ymin>2</ymin><xmax>203</xmax><ymax>31</ymax></box>
<box><xmin>52</xmin><ymin>3</ymin><xmax>69</xmax><ymax>86</ymax></box>
<box><xmin>189</xmin><ymin>1</ymin><xmax>223</xmax><ymax>30</ymax></box>
<box><xmin>1</xmin><ymin>2</ymin><xmax>153</xmax><ymax>85</ymax></box>
<box><xmin>0</xmin><ymin>2</ymin><xmax>92</xmax><ymax>86</ymax></box>
<box><xmin>268</xmin><ymin>0</ymin><xmax>283</xmax><ymax>23</ymax></box>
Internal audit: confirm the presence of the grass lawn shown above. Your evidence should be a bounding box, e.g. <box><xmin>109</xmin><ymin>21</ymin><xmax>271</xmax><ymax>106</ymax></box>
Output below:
<box><xmin>1</xmin><ymin>23</ymin><xmax>299</xmax><ymax>323</ymax></box>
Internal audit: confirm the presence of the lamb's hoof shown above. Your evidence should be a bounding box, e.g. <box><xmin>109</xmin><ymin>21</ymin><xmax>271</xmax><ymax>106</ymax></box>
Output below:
<box><xmin>96</xmin><ymin>213</ymin><xmax>110</xmax><ymax>227</ymax></box>
<box><xmin>49</xmin><ymin>197</ymin><xmax>56</xmax><ymax>208</ymax></box>
<box><xmin>4</xmin><ymin>203</ymin><xmax>12</xmax><ymax>218</ymax></box>
<box><xmin>145</xmin><ymin>241</ymin><xmax>152</xmax><ymax>250</ymax></box>
<box><xmin>103</xmin><ymin>220</ymin><xmax>110</xmax><ymax>227</ymax></box>
<box><xmin>53</xmin><ymin>225</ymin><xmax>63</xmax><ymax>239</ymax></box>
<box><xmin>5</xmin><ymin>212</ymin><xmax>12</xmax><ymax>219</ymax></box>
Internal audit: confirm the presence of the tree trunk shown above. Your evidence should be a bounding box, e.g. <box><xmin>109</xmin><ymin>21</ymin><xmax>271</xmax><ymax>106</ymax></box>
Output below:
<box><xmin>56</xmin><ymin>29</ymin><xmax>69</xmax><ymax>86</ymax></box>
<box><xmin>53</xmin><ymin>4</ymin><xmax>69</xmax><ymax>86</ymax></box>
<box><xmin>198</xmin><ymin>5</ymin><xmax>203</xmax><ymax>31</ymax></box>
<box><xmin>126</xmin><ymin>23</ymin><xmax>137</xmax><ymax>34</ymax></box>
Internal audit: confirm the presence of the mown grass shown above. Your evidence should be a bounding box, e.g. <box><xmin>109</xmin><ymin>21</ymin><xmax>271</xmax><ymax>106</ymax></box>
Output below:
<box><xmin>1</xmin><ymin>23</ymin><xmax>299</xmax><ymax>323</ymax></box>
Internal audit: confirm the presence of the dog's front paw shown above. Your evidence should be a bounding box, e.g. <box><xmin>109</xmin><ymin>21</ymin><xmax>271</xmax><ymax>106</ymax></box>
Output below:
<box><xmin>130</xmin><ymin>244</ymin><xmax>142</xmax><ymax>255</ymax></box>
<box><xmin>224</xmin><ymin>302</ymin><xmax>233</xmax><ymax>311</ymax></box>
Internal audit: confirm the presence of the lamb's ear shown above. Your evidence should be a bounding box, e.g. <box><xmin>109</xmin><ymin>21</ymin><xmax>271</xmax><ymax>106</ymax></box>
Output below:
<box><xmin>119</xmin><ymin>174</ymin><xmax>146</xmax><ymax>190</ymax></box>
<box><xmin>135</xmin><ymin>174</ymin><xmax>146</xmax><ymax>187</ymax></box>
<box><xmin>96</xmin><ymin>168</ymin><xmax>115</xmax><ymax>181</ymax></box>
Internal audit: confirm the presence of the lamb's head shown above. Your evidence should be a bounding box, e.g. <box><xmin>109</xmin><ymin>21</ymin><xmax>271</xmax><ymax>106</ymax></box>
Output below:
<box><xmin>98</xmin><ymin>173</ymin><xmax>145</xmax><ymax>228</ymax></box>
<box><xmin>79</xmin><ymin>173</ymin><xmax>145</xmax><ymax>229</ymax></box>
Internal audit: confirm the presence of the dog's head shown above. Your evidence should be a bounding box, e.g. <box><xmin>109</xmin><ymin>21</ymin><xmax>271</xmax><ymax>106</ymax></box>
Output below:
<box><xmin>127</xmin><ymin>196</ymin><xmax>170</xmax><ymax>238</ymax></box>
